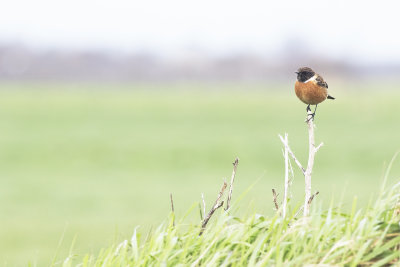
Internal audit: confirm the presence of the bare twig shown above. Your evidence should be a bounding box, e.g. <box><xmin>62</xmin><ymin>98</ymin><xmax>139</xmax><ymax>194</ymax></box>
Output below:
<box><xmin>215</xmin><ymin>180</ymin><xmax>227</xmax><ymax>206</ymax></box>
<box><xmin>225</xmin><ymin>157</ymin><xmax>239</xmax><ymax>211</ymax></box>
<box><xmin>303</xmin><ymin>111</ymin><xmax>314</xmax><ymax>216</ymax></box>
<box><xmin>170</xmin><ymin>193</ymin><xmax>175</xmax><ymax>226</ymax></box>
<box><xmin>279</xmin><ymin>108</ymin><xmax>323</xmax><ymax>217</ymax></box>
<box><xmin>200</xmin><ymin>180</ymin><xmax>227</xmax><ymax>235</ymax></box>
<box><xmin>315</xmin><ymin>142</ymin><xmax>324</xmax><ymax>152</ymax></box>
<box><xmin>307</xmin><ymin>191</ymin><xmax>320</xmax><ymax>205</ymax></box>
<box><xmin>282</xmin><ymin>133</ymin><xmax>289</xmax><ymax>218</ymax></box>
<box><xmin>293</xmin><ymin>191</ymin><xmax>320</xmax><ymax>219</ymax></box>
<box><xmin>288</xmin><ymin>153</ymin><xmax>295</xmax><ymax>182</ymax></box>
<box><xmin>279</xmin><ymin>134</ymin><xmax>306</xmax><ymax>174</ymax></box>
<box><xmin>272</xmin><ymin>189</ymin><xmax>280</xmax><ymax>212</ymax></box>
<box><xmin>287</xmin><ymin>151</ymin><xmax>295</xmax><ymax>201</ymax></box>
<box><xmin>303</xmin><ymin>109</ymin><xmax>323</xmax><ymax>216</ymax></box>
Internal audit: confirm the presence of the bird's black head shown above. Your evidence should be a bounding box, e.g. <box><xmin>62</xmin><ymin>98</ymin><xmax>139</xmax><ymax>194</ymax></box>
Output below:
<box><xmin>296</xmin><ymin>67</ymin><xmax>315</xmax><ymax>82</ymax></box>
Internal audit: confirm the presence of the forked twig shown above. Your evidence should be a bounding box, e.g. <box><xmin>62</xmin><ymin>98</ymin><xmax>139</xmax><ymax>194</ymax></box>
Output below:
<box><xmin>279</xmin><ymin>107</ymin><xmax>323</xmax><ymax>217</ymax></box>
<box><xmin>225</xmin><ymin>158</ymin><xmax>239</xmax><ymax>211</ymax></box>
<box><xmin>303</xmin><ymin>109</ymin><xmax>323</xmax><ymax>216</ymax></box>
<box><xmin>200</xmin><ymin>180</ymin><xmax>227</xmax><ymax>235</ymax></box>
<box><xmin>279</xmin><ymin>134</ymin><xmax>306</xmax><ymax>174</ymax></box>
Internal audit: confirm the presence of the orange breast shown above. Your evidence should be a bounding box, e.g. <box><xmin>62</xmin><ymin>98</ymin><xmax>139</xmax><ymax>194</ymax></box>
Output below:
<box><xmin>295</xmin><ymin>81</ymin><xmax>328</xmax><ymax>105</ymax></box>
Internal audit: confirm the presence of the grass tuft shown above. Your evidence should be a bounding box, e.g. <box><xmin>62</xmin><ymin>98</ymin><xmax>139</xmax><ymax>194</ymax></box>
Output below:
<box><xmin>63</xmin><ymin>181</ymin><xmax>400</xmax><ymax>266</ymax></box>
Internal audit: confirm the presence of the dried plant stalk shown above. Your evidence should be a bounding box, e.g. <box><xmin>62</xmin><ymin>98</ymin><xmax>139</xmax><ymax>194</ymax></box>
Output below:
<box><xmin>225</xmin><ymin>158</ymin><xmax>239</xmax><ymax>211</ymax></box>
<box><xmin>278</xmin><ymin>109</ymin><xmax>323</xmax><ymax>217</ymax></box>
<box><xmin>199</xmin><ymin>180</ymin><xmax>227</xmax><ymax>235</ymax></box>
<box><xmin>303</xmin><ymin>110</ymin><xmax>323</xmax><ymax>216</ymax></box>
<box><xmin>272</xmin><ymin>189</ymin><xmax>280</xmax><ymax>213</ymax></box>
<box><xmin>282</xmin><ymin>133</ymin><xmax>289</xmax><ymax>218</ymax></box>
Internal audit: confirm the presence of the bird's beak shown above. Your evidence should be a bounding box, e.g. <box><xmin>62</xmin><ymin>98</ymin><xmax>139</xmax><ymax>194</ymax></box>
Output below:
<box><xmin>295</xmin><ymin>72</ymin><xmax>299</xmax><ymax>74</ymax></box>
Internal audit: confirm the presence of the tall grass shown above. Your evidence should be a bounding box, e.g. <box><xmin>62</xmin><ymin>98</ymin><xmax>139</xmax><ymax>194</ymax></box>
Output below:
<box><xmin>63</xmin><ymin>179</ymin><xmax>400</xmax><ymax>266</ymax></box>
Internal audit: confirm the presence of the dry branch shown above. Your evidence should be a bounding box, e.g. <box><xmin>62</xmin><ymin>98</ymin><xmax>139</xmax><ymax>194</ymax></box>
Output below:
<box><xmin>293</xmin><ymin>191</ymin><xmax>320</xmax><ymax>219</ymax></box>
<box><xmin>279</xmin><ymin>135</ymin><xmax>305</xmax><ymax>174</ymax></box>
<box><xmin>225</xmin><ymin>158</ymin><xmax>239</xmax><ymax>211</ymax></box>
<box><xmin>272</xmin><ymin>189</ymin><xmax>280</xmax><ymax>213</ymax></box>
<box><xmin>307</xmin><ymin>191</ymin><xmax>320</xmax><ymax>205</ymax></box>
<box><xmin>303</xmin><ymin>110</ymin><xmax>323</xmax><ymax>216</ymax></box>
<box><xmin>278</xmin><ymin>108</ymin><xmax>323</xmax><ymax>217</ymax></box>
<box><xmin>315</xmin><ymin>142</ymin><xmax>324</xmax><ymax>152</ymax></box>
<box><xmin>282</xmin><ymin>133</ymin><xmax>289</xmax><ymax>218</ymax></box>
<box><xmin>200</xmin><ymin>180</ymin><xmax>227</xmax><ymax>235</ymax></box>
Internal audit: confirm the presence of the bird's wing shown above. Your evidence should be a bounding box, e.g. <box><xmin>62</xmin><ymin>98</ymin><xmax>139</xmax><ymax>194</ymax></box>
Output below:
<box><xmin>316</xmin><ymin>75</ymin><xmax>328</xmax><ymax>88</ymax></box>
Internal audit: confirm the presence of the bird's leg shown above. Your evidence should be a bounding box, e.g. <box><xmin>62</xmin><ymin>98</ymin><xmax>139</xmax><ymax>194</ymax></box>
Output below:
<box><xmin>306</xmin><ymin>104</ymin><xmax>311</xmax><ymax>112</ymax></box>
<box><xmin>313</xmin><ymin>104</ymin><xmax>318</xmax><ymax>117</ymax></box>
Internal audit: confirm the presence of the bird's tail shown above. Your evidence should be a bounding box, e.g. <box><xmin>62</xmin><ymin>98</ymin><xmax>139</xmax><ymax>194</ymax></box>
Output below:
<box><xmin>327</xmin><ymin>95</ymin><xmax>335</xmax><ymax>100</ymax></box>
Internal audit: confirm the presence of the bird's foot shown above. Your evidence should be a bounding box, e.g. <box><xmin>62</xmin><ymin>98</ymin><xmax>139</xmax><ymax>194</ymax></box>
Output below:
<box><xmin>306</xmin><ymin>112</ymin><xmax>316</xmax><ymax>122</ymax></box>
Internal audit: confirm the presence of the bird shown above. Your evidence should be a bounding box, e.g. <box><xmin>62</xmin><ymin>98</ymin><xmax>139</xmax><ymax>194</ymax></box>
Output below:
<box><xmin>294</xmin><ymin>67</ymin><xmax>335</xmax><ymax>119</ymax></box>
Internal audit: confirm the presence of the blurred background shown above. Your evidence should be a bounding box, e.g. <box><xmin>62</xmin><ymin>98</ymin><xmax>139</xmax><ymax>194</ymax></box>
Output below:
<box><xmin>1</xmin><ymin>0</ymin><xmax>400</xmax><ymax>265</ymax></box>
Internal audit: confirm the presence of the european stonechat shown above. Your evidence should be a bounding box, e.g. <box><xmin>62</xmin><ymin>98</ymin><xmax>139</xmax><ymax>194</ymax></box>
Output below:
<box><xmin>295</xmin><ymin>67</ymin><xmax>334</xmax><ymax>118</ymax></box>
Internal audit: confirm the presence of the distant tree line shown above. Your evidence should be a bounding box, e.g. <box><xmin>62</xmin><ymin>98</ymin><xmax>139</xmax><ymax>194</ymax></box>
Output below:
<box><xmin>0</xmin><ymin>44</ymin><xmax>398</xmax><ymax>82</ymax></box>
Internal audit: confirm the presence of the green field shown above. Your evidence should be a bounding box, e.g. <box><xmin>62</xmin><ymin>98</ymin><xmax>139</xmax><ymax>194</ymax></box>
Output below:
<box><xmin>0</xmin><ymin>83</ymin><xmax>399</xmax><ymax>266</ymax></box>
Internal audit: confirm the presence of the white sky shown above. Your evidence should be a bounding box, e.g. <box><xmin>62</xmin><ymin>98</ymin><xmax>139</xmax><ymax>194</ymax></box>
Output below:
<box><xmin>1</xmin><ymin>0</ymin><xmax>400</xmax><ymax>63</ymax></box>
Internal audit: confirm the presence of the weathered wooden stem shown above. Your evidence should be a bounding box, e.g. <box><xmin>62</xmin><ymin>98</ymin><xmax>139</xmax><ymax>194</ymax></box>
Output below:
<box><xmin>199</xmin><ymin>180</ymin><xmax>227</xmax><ymax>235</ymax></box>
<box><xmin>225</xmin><ymin>158</ymin><xmax>239</xmax><ymax>211</ymax></box>
<box><xmin>282</xmin><ymin>133</ymin><xmax>289</xmax><ymax>218</ymax></box>
<box><xmin>278</xmin><ymin>109</ymin><xmax>323</xmax><ymax>217</ymax></box>
<box><xmin>303</xmin><ymin>110</ymin><xmax>323</xmax><ymax>216</ymax></box>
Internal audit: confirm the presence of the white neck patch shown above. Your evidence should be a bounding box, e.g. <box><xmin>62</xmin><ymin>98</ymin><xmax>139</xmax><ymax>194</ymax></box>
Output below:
<box><xmin>304</xmin><ymin>75</ymin><xmax>317</xmax><ymax>83</ymax></box>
